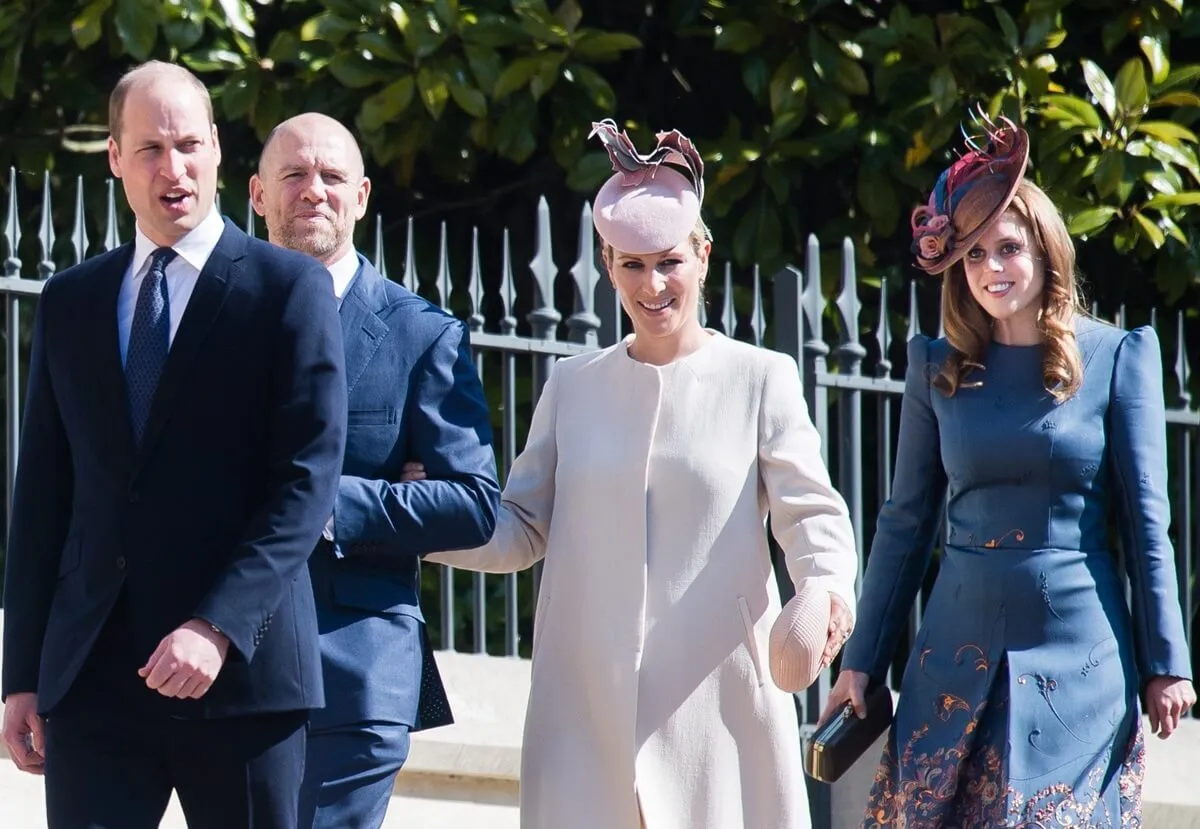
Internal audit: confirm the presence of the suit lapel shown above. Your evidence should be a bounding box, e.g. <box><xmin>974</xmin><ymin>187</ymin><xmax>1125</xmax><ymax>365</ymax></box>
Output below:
<box><xmin>89</xmin><ymin>244</ymin><xmax>138</xmax><ymax>463</ymax></box>
<box><xmin>135</xmin><ymin>220</ymin><xmax>245</xmax><ymax>466</ymax></box>
<box><xmin>340</xmin><ymin>257</ymin><xmax>390</xmax><ymax>394</ymax></box>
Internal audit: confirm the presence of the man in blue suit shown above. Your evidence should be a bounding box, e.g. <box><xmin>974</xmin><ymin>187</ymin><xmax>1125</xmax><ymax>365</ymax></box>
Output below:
<box><xmin>250</xmin><ymin>112</ymin><xmax>500</xmax><ymax>829</ymax></box>
<box><xmin>0</xmin><ymin>64</ymin><xmax>347</xmax><ymax>827</ymax></box>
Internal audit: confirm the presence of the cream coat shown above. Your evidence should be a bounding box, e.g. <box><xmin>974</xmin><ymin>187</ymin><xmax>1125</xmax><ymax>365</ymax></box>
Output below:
<box><xmin>427</xmin><ymin>332</ymin><xmax>859</xmax><ymax>829</ymax></box>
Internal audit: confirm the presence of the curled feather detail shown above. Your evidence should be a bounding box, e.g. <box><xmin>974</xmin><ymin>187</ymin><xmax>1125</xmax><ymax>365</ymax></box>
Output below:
<box><xmin>588</xmin><ymin>118</ymin><xmax>705</xmax><ymax>204</ymax></box>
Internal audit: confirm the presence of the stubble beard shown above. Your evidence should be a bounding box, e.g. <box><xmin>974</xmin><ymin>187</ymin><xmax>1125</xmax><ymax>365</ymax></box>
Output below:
<box><xmin>276</xmin><ymin>217</ymin><xmax>347</xmax><ymax>262</ymax></box>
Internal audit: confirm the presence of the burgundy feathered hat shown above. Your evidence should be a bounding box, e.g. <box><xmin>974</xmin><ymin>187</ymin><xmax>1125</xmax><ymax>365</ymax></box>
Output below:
<box><xmin>911</xmin><ymin>108</ymin><xmax>1030</xmax><ymax>275</ymax></box>
<box><xmin>588</xmin><ymin>119</ymin><xmax>708</xmax><ymax>254</ymax></box>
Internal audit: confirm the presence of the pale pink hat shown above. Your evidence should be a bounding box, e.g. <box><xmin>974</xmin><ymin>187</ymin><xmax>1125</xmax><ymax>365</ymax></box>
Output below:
<box><xmin>768</xmin><ymin>582</ymin><xmax>832</xmax><ymax>692</ymax></box>
<box><xmin>589</xmin><ymin>119</ymin><xmax>708</xmax><ymax>255</ymax></box>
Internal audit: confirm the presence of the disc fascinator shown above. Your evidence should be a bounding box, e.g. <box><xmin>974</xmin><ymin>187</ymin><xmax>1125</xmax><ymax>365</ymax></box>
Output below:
<box><xmin>910</xmin><ymin>110</ymin><xmax>1030</xmax><ymax>275</ymax></box>
<box><xmin>589</xmin><ymin>118</ymin><xmax>708</xmax><ymax>255</ymax></box>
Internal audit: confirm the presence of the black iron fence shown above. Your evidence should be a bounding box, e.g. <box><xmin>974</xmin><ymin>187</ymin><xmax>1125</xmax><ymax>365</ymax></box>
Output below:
<box><xmin>1</xmin><ymin>168</ymin><xmax>1197</xmax><ymax>740</ymax></box>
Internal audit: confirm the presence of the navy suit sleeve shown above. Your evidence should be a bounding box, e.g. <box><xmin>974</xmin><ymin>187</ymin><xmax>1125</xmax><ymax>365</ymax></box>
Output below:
<box><xmin>193</xmin><ymin>260</ymin><xmax>347</xmax><ymax>661</ymax></box>
<box><xmin>2</xmin><ymin>283</ymin><xmax>74</xmax><ymax>700</ymax></box>
<box><xmin>1109</xmin><ymin>326</ymin><xmax>1191</xmax><ymax>682</ymax></box>
<box><xmin>841</xmin><ymin>335</ymin><xmax>948</xmax><ymax>684</ymax></box>
<box><xmin>333</xmin><ymin>319</ymin><xmax>499</xmax><ymax>557</ymax></box>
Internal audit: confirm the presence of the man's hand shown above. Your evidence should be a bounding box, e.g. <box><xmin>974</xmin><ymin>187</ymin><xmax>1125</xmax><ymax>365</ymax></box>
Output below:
<box><xmin>138</xmin><ymin>618</ymin><xmax>231</xmax><ymax>699</ymax></box>
<box><xmin>1146</xmin><ymin>675</ymin><xmax>1196</xmax><ymax>739</ymax></box>
<box><xmin>400</xmin><ymin>461</ymin><xmax>426</xmax><ymax>482</ymax></box>
<box><xmin>1</xmin><ymin>692</ymin><xmax>45</xmax><ymax>774</ymax></box>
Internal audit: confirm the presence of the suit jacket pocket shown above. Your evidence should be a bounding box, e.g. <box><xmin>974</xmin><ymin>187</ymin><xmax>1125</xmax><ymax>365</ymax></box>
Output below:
<box><xmin>348</xmin><ymin>407</ymin><xmax>397</xmax><ymax>427</ymax></box>
<box><xmin>330</xmin><ymin>568</ymin><xmax>423</xmax><ymax>620</ymax></box>
<box><xmin>57</xmin><ymin>537</ymin><xmax>82</xmax><ymax>579</ymax></box>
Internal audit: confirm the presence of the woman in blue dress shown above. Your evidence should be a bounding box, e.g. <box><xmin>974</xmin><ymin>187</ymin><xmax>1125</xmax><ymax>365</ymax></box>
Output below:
<box><xmin>825</xmin><ymin>115</ymin><xmax>1196</xmax><ymax>826</ymax></box>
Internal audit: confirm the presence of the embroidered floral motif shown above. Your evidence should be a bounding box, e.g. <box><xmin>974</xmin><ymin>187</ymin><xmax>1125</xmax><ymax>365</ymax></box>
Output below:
<box><xmin>984</xmin><ymin>529</ymin><xmax>1026</xmax><ymax>548</ymax></box>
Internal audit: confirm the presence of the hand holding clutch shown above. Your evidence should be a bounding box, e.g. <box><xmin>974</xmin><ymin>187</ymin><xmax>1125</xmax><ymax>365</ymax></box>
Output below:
<box><xmin>805</xmin><ymin>681</ymin><xmax>894</xmax><ymax>783</ymax></box>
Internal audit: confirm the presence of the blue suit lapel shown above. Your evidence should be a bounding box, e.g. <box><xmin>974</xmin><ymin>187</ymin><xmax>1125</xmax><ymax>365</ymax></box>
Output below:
<box><xmin>89</xmin><ymin>243</ymin><xmax>138</xmax><ymax>465</ymax></box>
<box><xmin>135</xmin><ymin>218</ymin><xmax>245</xmax><ymax>468</ymax></box>
<box><xmin>339</xmin><ymin>255</ymin><xmax>390</xmax><ymax>394</ymax></box>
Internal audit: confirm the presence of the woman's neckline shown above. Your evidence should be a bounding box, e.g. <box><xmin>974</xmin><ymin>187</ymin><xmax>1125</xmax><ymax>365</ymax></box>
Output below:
<box><xmin>622</xmin><ymin>329</ymin><xmax>723</xmax><ymax>367</ymax></box>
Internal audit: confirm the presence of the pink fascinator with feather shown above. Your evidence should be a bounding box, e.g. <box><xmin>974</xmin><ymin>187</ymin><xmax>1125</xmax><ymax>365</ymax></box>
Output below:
<box><xmin>589</xmin><ymin>119</ymin><xmax>707</xmax><ymax>255</ymax></box>
<box><xmin>911</xmin><ymin>107</ymin><xmax>1030</xmax><ymax>275</ymax></box>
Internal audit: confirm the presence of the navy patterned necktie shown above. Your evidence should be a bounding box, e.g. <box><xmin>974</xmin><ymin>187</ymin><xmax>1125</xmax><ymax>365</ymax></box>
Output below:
<box><xmin>125</xmin><ymin>246</ymin><xmax>177</xmax><ymax>445</ymax></box>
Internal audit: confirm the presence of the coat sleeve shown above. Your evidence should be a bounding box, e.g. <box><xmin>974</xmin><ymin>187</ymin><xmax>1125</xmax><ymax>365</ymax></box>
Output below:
<box><xmin>757</xmin><ymin>351</ymin><xmax>859</xmax><ymax>619</ymax></box>
<box><xmin>1109</xmin><ymin>326</ymin><xmax>1191</xmax><ymax>682</ymax></box>
<box><xmin>2</xmin><ymin>281</ymin><xmax>74</xmax><ymax>700</ymax></box>
<box><xmin>424</xmin><ymin>362</ymin><xmax>561</xmax><ymax>574</ymax></box>
<box><xmin>840</xmin><ymin>335</ymin><xmax>948</xmax><ymax>684</ymax></box>
<box><xmin>192</xmin><ymin>262</ymin><xmax>348</xmax><ymax>662</ymax></box>
<box><xmin>332</xmin><ymin>320</ymin><xmax>500</xmax><ymax>559</ymax></box>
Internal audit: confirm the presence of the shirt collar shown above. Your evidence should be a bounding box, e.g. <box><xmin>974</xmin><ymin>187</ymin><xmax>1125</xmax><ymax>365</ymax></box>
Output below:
<box><xmin>327</xmin><ymin>249</ymin><xmax>361</xmax><ymax>302</ymax></box>
<box><xmin>131</xmin><ymin>206</ymin><xmax>225</xmax><ymax>277</ymax></box>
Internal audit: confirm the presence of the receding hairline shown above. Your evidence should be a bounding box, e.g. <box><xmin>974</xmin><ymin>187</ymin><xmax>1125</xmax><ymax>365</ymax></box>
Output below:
<box><xmin>258</xmin><ymin>114</ymin><xmax>366</xmax><ymax>179</ymax></box>
<box><xmin>109</xmin><ymin>61</ymin><xmax>213</xmax><ymax>146</ymax></box>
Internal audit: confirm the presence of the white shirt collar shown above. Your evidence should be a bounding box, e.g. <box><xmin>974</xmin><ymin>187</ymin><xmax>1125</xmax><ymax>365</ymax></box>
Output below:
<box><xmin>131</xmin><ymin>206</ymin><xmax>225</xmax><ymax>276</ymax></box>
<box><xmin>327</xmin><ymin>249</ymin><xmax>360</xmax><ymax>302</ymax></box>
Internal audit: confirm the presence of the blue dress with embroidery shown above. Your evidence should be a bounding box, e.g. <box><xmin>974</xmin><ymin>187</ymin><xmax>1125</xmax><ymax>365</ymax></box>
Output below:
<box><xmin>841</xmin><ymin>319</ymin><xmax>1192</xmax><ymax>827</ymax></box>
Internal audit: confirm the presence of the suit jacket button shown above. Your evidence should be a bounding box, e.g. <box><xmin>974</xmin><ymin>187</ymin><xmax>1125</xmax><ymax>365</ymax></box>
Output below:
<box><xmin>115</xmin><ymin>556</ymin><xmax>127</xmax><ymax>570</ymax></box>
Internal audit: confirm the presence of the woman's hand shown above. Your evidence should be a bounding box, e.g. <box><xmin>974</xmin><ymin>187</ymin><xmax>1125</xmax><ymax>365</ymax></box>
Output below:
<box><xmin>821</xmin><ymin>593</ymin><xmax>854</xmax><ymax>670</ymax></box>
<box><xmin>1145</xmin><ymin>675</ymin><xmax>1196</xmax><ymax>739</ymax></box>
<box><xmin>821</xmin><ymin>669</ymin><xmax>870</xmax><ymax>725</ymax></box>
<box><xmin>401</xmin><ymin>461</ymin><xmax>426</xmax><ymax>482</ymax></box>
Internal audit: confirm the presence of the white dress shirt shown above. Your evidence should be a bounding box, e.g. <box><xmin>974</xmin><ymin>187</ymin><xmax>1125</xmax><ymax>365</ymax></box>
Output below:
<box><xmin>117</xmin><ymin>207</ymin><xmax>226</xmax><ymax>364</ymax></box>
<box><xmin>327</xmin><ymin>248</ymin><xmax>360</xmax><ymax>306</ymax></box>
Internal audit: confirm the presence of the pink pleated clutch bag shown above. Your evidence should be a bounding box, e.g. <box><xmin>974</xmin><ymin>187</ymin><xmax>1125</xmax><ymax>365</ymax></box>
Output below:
<box><xmin>768</xmin><ymin>582</ymin><xmax>831</xmax><ymax>692</ymax></box>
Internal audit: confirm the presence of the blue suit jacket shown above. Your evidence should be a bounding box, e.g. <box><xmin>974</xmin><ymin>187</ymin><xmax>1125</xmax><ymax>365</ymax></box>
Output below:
<box><xmin>1</xmin><ymin>219</ymin><xmax>348</xmax><ymax>718</ymax></box>
<box><xmin>309</xmin><ymin>257</ymin><xmax>498</xmax><ymax>731</ymax></box>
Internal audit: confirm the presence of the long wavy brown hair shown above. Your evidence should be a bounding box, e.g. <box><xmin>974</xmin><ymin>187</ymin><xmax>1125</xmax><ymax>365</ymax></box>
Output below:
<box><xmin>935</xmin><ymin>178</ymin><xmax>1085</xmax><ymax>402</ymax></box>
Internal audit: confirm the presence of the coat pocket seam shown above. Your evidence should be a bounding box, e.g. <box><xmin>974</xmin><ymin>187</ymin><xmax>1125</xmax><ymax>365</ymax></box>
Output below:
<box><xmin>737</xmin><ymin>595</ymin><xmax>765</xmax><ymax>688</ymax></box>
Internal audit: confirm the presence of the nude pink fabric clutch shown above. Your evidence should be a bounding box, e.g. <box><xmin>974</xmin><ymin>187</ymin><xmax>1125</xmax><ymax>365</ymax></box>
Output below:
<box><xmin>768</xmin><ymin>582</ymin><xmax>831</xmax><ymax>692</ymax></box>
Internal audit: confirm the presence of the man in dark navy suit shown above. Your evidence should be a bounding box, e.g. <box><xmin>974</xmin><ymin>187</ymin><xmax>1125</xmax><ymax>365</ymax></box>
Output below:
<box><xmin>0</xmin><ymin>63</ymin><xmax>347</xmax><ymax>828</ymax></box>
<box><xmin>250</xmin><ymin>113</ymin><xmax>499</xmax><ymax>829</ymax></box>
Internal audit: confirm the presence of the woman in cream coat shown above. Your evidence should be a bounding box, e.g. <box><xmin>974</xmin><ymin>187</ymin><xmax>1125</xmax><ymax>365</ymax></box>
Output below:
<box><xmin>420</xmin><ymin>122</ymin><xmax>860</xmax><ymax>829</ymax></box>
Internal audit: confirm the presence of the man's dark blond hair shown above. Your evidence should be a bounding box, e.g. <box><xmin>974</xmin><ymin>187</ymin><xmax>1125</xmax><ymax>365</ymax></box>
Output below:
<box><xmin>108</xmin><ymin>61</ymin><xmax>214</xmax><ymax>147</ymax></box>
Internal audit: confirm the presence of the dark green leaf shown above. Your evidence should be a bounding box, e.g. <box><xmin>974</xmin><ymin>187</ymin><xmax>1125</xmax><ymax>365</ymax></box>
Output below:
<box><xmin>461</xmin><ymin>15</ymin><xmax>527</xmax><ymax>48</ymax></box>
<box><xmin>328</xmin><ymin>53</ymin><xmax>393</xmax><ymax>88</ymax></box>
<box><xmin>357</xmin><ymin>32</ymin><xmax>408</xmax><ymax>64</ymax></box>
<box><xmin>493</xmin><ymin>56</ymin><xmax>539</xmax><ymax>99</ymax></box>
<box><xmin>215</xmin><ymin>0</ymin><xmax>255</xmax><ymax>40</ymax></box>
<box><xmin>181</xmin><ymin>49</ymin><xmax>246</xmax><ymax>73</ymax></box>
<box><xmin>449</xmin><ymin>78</ymin><xmax>487</xmax><ymax>118</ymax></box>
<box><xmin>834</xmin><ymin>55</ymin><xmax>870</xmax><ymax>97</ymax></box>
<box><xmin>554</xmin><ymin>0</ymin><xmax>582</xmax><ymax>34</ymax></box>
<box><xmin>434</xmin><ymin>0</ymin><xmax>459</xmax><ymax>29</ymax></box>
<box><xmin>994</xmin><ymin>7</ymin><xmax>1019</xmax><ymax>51</ymax></box>
<box><xmin>358</xmin><ymin>76</ymin><xmax>415</xmax><ymax>131</ymax></box>
<box><xmin>1140</xmin><ymin>36</ymin><xmax>1170</xmax><ymax>86</ymax></box>
<box><xmin>856</xmin><ymin>167</ymin><xmax>899</xmax><ymax>236</ymax></box>
<box><xmin>221</xmin><ymin>67</ymin><xmax>260</xmax><ymax>120</ymax></box>
<box><xmin>529</xmin><ymin>52</ymin><xmax>564</xmax><ymax>100</ymax></box>
<box><xmin>1067</xmin><ymin>205</ymin><xmax>1119</xmax><ymax>236</ymax></box>
<box><xmin>300</xmin><ymin>12</ymin><xmax>358</xmax><ymax>45</ymax></box>
<box><xmin>403</xmin><ymin>8</ymin><xmax>447</xmax><ymax>59</ymax></box>
<box><xmin>742</xmin><ymin>56</ymin><xmax>769</xmax><ymax>103</ymax></box>
<box><xmin>0</xmin><ymin>34</ymin><xmax>22</xmax><ymax>99</ymax></box>
<box><xmin>769</xmin><ymin>51</ymin><xmax>807</xmax><ymax>117</ymax></box>
<box><xmin>1094</xmin><ymin>150</ymin><xmax>1125</xmax><ymax>198</ymax></box>
<box><xmin>114</xmin><ymin>0</ymin><xmax>159</xmax><ymax>61</ymax></box>
<box><xmin>1082</xmin><ymin>59</ymin><xmax>1116</xmax><ymax>121</ymax></box>
<box><xmin>1160</xmin><ymin>215</ymin><xmax>1187</xmax><ymax>244</ymax></box>
<box><xmin>1157</xmin><ymin>65</ymin><xmax>1200</xmax><ymax>93</ymax></box>
<box><xmin>252</xmin><ymin>80</ymin><xmax>283</xmax><ymax>141</ymax></box>
<box><xmin>1132</xmin><ymin>210</ymin><xmax>1166</xmax><ymax>248</ymax></box>
<box><xmin>1114</xmin><ymin>58</ymin><xmax>1149</xmax><ymax>116</ymax></box>
<box><xmin>732</xmin><ymin>195</ymin><xmax>783</xmax><ymax>267</ymax></box>
<box><xmin>515</xmin><ymin>7</ymin><xmax>568</xmax><ymax>44</ymax></box>
<box><xmin>1143</xmin><ymin>137</ymin><xmax>1200</xmax><ymax>178</ymax></box>
<box><xmin>808</xmin><ymin>29</ymin><xmax>839</xmax><ymax>83</ymax></box>
<box><xmin>1145</xmin><ymin>191</ymin><xmax>1200</xmax><ymax>209</ymax></box>
<box><xmin>1101</xmin><ymin>11</ymin><xmax>1132</xmax><ymax>55</ymax></box>
<box><xmin>465</xmin><ymin>43</ymin><xmax>503</xmax><ymax>93</ymax></box>
<box><xmin>267</xmin><ymin>31</ymin><xmax>300</xmax><ymax>65</ymax></box>
<box><xmin>764</xmin><ymin>166</ymin><xmax>789</xmax><ymax>206</ymax></box>
<box><xmin>1151</xmin><ymin>91</ymin><xmax>1200</xmax><ymax>108</ymax></box>
<box><xmin>1040</xmin><ymin>94</ymin><xmax>1102</xmax><ymax>129</ymax></box>
<box><xmin>715</xmin><ymin>21</ymin><xmax>764</xmax><ymax>54</ymax></box>
<box><xmin>417</xmin><ymin>66</ymin><xmax>451</xmax><ymax>119</ymax></box>
<box><xmin>162</xmin><ymin>18</ymin><xmax>205</xmax><ymax>52</ymax></box>
<box><xmin>569</xmin><ymin>63</ymin><xmax>616</xmax><ymax>110</ymax></box>
<box><xmin>495</xmin><ymin>96</ymin><xmax>538</xmax><ymax>163</ymax></box>
<box><xmin>565</xmin><ymin>150</ymin><xmax>613</xmax><ymax>192</ymax></box>
<box><xmin>572</xmin><ymin>31</ymin><xmax>642</xmax><ymax>61</ymax></box>
<box><xmin>1022</xmin><ymin>12</ymin><xmax>1054</xmax><ymax>53</ymax></box>
<box><xmin>71</xmin><ymin>0</ymin><xmax>110</xmax><ymax>50</ymax></box>
<box><xmin>930</xmin><ymin>65</ymin><xmax>957</xmax><ymax>116</ymax></box>
<box><xmin>1143</xmin><ymin>169</ymin><xmax>1181</xmax><ymax>195</ymax></box>
<box><xmin>1136</xmin><ymin>120</ymin><xmax>1199</xmax><ymax>144</ymax></box>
